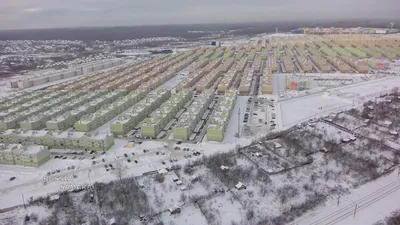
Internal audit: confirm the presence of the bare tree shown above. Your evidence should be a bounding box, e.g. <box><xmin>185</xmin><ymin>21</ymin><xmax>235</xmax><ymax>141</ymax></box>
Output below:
<box><xmin>113</xmin><ymin>159</ymin><xmax>128</xmax><ymax>181</ymax></box>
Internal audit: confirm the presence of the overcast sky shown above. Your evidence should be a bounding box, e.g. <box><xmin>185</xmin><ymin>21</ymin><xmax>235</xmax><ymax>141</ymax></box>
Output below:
<box><xmin>0</xmin><ymin>0</ymin><xmax>399</xmax><ymax>30</ymax></box>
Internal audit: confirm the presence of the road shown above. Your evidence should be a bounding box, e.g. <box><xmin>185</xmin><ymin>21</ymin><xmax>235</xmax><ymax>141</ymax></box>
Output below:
<box><xmin>0</xmin><ymin>147</ymin><xmax>188</xmax><ymax>193</ymax></box>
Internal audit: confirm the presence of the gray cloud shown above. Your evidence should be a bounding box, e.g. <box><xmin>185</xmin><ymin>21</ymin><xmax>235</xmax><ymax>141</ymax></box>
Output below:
<box><xmin>0</xmin><ymin>0</ymin><xmax>399</xmax><ymax>29</ymax></box>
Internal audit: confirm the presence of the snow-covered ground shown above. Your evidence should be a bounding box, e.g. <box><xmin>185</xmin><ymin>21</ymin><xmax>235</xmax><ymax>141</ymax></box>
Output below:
<box><xmin>278</xmin><ymin>76</ymin><xmax>400</xmax><ymax>129</ymax></box>
<box><xmin>294</xmin><ymin>169</ymin><xmax>400</xmax><ymax>225</ymax></box>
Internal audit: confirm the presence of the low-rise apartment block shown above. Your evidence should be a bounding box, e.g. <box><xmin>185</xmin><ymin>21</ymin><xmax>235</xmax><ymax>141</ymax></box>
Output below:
<box><xmin>207</xmin><ymin>90</ymin><xmax>237</xmax><ymax>142</ymax></box>
<box><xmin>141</xmin><ymin>90</ymin><xmax>192</xmax><ymax>138</ymax></box>
<box><xmin>0</xmin><ymin>143</ymin><xmax>50</xmax><ymax>167</ymax></box>
<box><xmin>173</xmin><ymin>90</ymin><xmax>214</xmax><ymax>140</ymax></box>
<box><xmin>110</xmin><ymin>90</ymin><xmax>171</xmax><ymax>135</ymax></box>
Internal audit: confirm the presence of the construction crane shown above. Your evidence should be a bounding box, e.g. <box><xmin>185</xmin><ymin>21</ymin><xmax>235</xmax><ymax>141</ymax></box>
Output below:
<box><xmin>389</xmin><ymin>23</ymin><xmax>395</xmax><ymax>30</ymax></box>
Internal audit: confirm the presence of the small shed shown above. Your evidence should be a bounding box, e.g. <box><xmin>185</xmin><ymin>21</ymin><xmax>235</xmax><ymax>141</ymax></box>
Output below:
<box><xmin>235</xmin><ymin>182</ymin><xmax>246</xmax><ymax>190</ymax></box>
<box><xmin>108</xmin><ymin>217</ymin><xmax>116</xmax><ymax>225</ymax></box>
<box><xmin>158</xmin><ymin>168</ymin><xmax>168</xmax><ymax>175</ymax></box>
<box><xmin>383</xmin><ymin>120</ymin><xmax>393</xmax><ymax>127</ymax></box>
<box><xmin>190</xmin><ymin>175</ymin><xmax>199</xmax><ymax>183</ymax></box>
<box><xmin>169</xmin><ymin>205</ymin><xmax>181</xmax><ymax>215</ymax></box>
<box><xmin>176</xmin><ymin>180</ymin><xmax>183</xmax><ymax>185</ymax></box>
<box><xmin>274</xmin><ymin>143</ymin><xmax>282</xmax><ymax>149</ymax></box>
<box><xmin>220</xmin><ymin>165</ymin><xmax>230</xmax><ymax>171</ymax></box>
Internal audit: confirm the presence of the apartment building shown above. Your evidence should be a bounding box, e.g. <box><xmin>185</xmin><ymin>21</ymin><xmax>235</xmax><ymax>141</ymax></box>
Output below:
<box><xmin>207</xmin><ymin>90</ymin><xmax>237</xmax><ymax>142</ymax></box>
<box><xmin>173</xmin><ymin>90</ymin><xmax>214</xmax><ymax>140</ymax></box>
<box><xmin>0</xmin><ymin>143</ymin><xmax>50</xmax><ymax>167</ymax></box>
<box><xmin>141</xmin><ymin>90</ymin><xmax>192</xmax><ymax>138</ymax></box>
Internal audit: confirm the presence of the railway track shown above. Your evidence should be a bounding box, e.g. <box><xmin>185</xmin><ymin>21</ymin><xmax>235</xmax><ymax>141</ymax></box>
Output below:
<box><xmin>306</xmin><ymin>177</ymin><xmax>400</xmax><ymax>225</ymax></box>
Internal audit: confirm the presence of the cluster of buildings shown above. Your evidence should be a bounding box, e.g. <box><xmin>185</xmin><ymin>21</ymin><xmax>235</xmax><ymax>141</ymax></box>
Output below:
<box><xmin>0</xmin><ymin>129</ymin><xmax>114</xmax><ymax>152</ymax></box>
<box><xmin>110</xmin><ymin>90</ymin><xmax>171</xmax><ymax>136</ymax></box>
<box><xmin>292</xmin><ymin>27</ymin><xmax>398</xmax><ymax>35</ymax></box>
<box><xmin>285</xmin><ymin>77</ymin><xmax>311</xmax><ymax>91</ymax></box>
<box><xmin>46</xmin><ymin>92</ymin><xmax>121</xmax><ymax>131</ymax></box>
<box><xmin>74</xmin><ymin>91</ymin><xmax>142</xmax><ymax>132</ymax></box>
<box><xmin>173</xmin><ymin>90</ymin><xmax>214</xmax><ymax>140</ymax></box>
<box><xmin>141</xmin><ymin>90</ymin><xmax>192</xmax><ymax>138</ymax></box>
<box><xmin>6</xmin><ymin>59</ymin><xmax>124</xmax><ymax>89</ymax></box>
<box><xmin>0</xmin><ymin>91</ymin><xmax>82</xmax><ymax>130</ymax></box>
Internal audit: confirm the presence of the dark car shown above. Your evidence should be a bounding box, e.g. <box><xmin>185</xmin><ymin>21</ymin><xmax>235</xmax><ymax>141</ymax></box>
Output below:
<box><xmin>134</xmin><ymin>160</ymin><xmax>138</xmax><ymax>164</ymax></box>
<box><xmin>9</xmin><ymin>177</ymin><xmax>16</xmax><ymax>181</ymax></box>
<box><xmin>124</xmin><ymin>153</ymin><xmax>128</xmax><ymax>157</ymax></box>
<box><xmin>127</xmin><ymin>159</ymin><xmax>131</xmax><ymax>163</ymax></box>
<box><xmin>131</xmin><ymin>152</ymin><xmax>135</xmax><ymax>155</ymax></box>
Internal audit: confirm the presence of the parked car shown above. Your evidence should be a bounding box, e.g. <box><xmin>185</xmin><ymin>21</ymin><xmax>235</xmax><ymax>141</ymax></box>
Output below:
<box><xmin>9</xmin><ymin>177</ymin><xmax>16</xmax><ymax>181</ymax></box>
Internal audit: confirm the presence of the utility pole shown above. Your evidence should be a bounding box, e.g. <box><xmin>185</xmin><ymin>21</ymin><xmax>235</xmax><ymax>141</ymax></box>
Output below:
<box><xmin>237</xmin><ymin>107</ymin><xmax>241</xmax><ymax>137</ymax></box>
<box><xmin>21</xmin><ymin>193</ymin><xmax>26</xmax><ymax>209</ymax></box>
<box><xmin>353</xmin><ymin>204</ymin><xmax>358</xmax><ymax>218</ymax></box>
<box><xmin>337</xmin><ymin>195</ymin><xmax>340</xmax><ymax>206</ymax></box>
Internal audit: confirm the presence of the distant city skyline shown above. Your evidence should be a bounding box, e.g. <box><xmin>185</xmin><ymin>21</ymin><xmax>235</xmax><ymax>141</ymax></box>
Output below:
<box><xmin>0</xmin><ymin>0</ymin><xmax>399</xmax><ymax>30</ymax></box>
